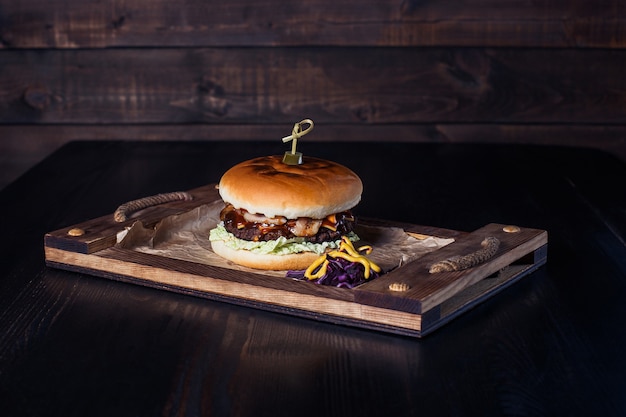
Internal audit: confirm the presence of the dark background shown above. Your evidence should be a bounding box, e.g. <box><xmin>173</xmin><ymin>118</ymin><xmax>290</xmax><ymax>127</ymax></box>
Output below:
<box><xmin>1</xmin><ymin>140</ymin><xmax>625</xmax><ymax>416</ymax></box>
<box><xmin>1</xmin><ymin>0</ymin><xmax>625</xmax><ymax>189</ymax></box>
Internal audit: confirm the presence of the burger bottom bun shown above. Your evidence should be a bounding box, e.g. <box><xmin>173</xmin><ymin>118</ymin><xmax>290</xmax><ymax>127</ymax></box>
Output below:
<box><xmin>210</xmin><ymin>239</ymin><xmax>323</xmax><ymax>271</ymax></box>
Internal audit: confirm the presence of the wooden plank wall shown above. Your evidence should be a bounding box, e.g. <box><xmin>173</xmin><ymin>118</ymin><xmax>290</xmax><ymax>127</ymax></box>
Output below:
<box><xmin>1</xmin><ymin>0</ymin><xmax>625</xmax><ymax>189</ymax></box>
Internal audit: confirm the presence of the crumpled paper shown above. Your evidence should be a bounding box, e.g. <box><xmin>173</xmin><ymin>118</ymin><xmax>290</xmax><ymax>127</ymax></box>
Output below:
<box><xmin>116</xmin><ymin>201</ymin><xmax>454</xmax><ymax>278</ymax></box>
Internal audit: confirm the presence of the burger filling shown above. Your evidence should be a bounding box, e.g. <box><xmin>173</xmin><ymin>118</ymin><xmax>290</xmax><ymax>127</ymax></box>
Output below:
<box><xmin>219</xmin><ymin>203</ymin><xmax>356</xmax><ymax>244</ymax></box>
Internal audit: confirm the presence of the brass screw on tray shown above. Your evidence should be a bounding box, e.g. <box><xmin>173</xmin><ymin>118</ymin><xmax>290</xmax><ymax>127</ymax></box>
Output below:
<box><xmin>67</xmin><ymin>228</ymin><xmax>85</xmax><ymax>237</ymax></box>
<box><xmin>388</xmin><ymin>282</ymin><xmax>410</xmax><ymax>292</ymax></box>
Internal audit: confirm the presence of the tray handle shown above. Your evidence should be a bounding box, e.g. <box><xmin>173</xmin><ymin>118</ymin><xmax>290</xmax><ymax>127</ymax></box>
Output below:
<box><xmin>113</xmin><ymin>191</ymin><xmax>193</xmax><ymax>222</ymax></box>
<box><xmin>429</xmin><ymin>236</ymin><xmax>500</xmax><ymax>273</ymax></box>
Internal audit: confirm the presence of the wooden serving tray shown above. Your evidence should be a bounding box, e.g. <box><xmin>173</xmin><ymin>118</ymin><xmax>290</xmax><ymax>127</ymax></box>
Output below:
<box><xmin>44</xmin><ymin>184</ymin><xmax>547</xmax><ymax>337</ymax></box>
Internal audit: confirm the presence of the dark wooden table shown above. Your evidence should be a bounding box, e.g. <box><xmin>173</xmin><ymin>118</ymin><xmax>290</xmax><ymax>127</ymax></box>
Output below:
<box><xmin>1</xmin><ymin>140</ymin><xmax>625</xmax><ymax>416</ymax></box>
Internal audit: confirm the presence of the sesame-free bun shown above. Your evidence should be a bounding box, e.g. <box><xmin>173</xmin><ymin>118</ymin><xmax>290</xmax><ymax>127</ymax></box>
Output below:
<box><xmin>218</xmin><ymin>155</ymin><xmax>363</xmax><ymax>219</ymax></box>
<box><xmin>210</xmin><ymin>239</ymin><xmax>323</xmax><ymax>271</ymax></box>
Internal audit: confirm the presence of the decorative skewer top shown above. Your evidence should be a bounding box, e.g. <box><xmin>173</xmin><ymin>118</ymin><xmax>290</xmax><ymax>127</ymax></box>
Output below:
<box><xmin>281</xmin><ymin>119</ymin><xmax>314</xmax><ymax>165</ymax></box>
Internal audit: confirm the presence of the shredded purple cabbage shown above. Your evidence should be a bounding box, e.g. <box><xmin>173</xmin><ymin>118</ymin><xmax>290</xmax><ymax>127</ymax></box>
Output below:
<box><xmin>286</xmin><ymin>256</ymin><xmax>380</xmax><ymax>288</ymax></box>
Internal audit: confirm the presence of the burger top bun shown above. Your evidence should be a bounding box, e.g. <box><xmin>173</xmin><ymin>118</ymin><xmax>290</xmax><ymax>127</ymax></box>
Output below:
<box><xmin>218</xmin><ymin>155</ymin><xmax>363</xmax><ymax>219</ymax></box>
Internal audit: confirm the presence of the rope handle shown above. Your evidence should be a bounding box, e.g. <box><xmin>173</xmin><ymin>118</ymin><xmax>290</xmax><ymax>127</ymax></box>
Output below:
<box><xmin>113</xmin><ymin>191</ymin><xmax>193</xmax><ymax>222</ymax></box>
<box><xmin>429</xmin><ymin>236</ymin><xmax>500</xmax><ymax>273</ymax></box>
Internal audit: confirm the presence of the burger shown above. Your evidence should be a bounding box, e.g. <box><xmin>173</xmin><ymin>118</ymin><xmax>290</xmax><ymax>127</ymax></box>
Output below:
<box><xmin>209</xmin><ymin>154</ymin><xmax>363</xmax><ymax>270</ymax></box>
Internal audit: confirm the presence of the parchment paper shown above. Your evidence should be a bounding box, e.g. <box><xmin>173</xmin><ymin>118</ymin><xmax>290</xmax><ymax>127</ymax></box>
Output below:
<box><xmin>116</xmin><ymin>201</ymin><xmax>454</xmax><ymax>278</ymax></box>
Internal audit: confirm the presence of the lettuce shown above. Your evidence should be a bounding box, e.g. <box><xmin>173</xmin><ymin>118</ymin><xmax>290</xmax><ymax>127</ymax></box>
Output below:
<box><xmin>209</xmin><ymin>223</ymin><xmax>358</xmax><ymax>256</ymax></box>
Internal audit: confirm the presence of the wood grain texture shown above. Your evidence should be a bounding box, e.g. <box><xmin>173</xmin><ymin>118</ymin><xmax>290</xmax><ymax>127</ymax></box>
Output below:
<box><xmin>1</xmin><ymin>0</ymin><xmax>624</xmax><ymax>48</ymax></box>
<box><xmin>1</xmin><ymin>0</ymin><xmax>624</xmax><ymax>200</ymax></box>
<box><xmin>44</xmin><ymin>184</ymin><xmax>221</xmax><ymax>254</ymax></box>
<box><xmin>356</xmin><ymin>224</ymin><xmax>548</xmax><ymax>313</ymax></box>
<box><xmin>43</xmin><ymin>178</ymin><xmax>548</xmax><ymax>337</ymax></box>
<box><xmin>2</xmin><ymin>141</ymin><xmax>625</xmax><ymax>415</ymax></box>
<box><xmin>2</xmin><ymin>48</ymin><xmax>625</xmax><ymax>125</ymax></box>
